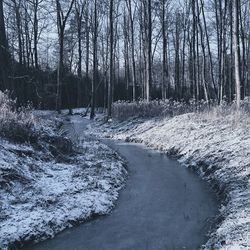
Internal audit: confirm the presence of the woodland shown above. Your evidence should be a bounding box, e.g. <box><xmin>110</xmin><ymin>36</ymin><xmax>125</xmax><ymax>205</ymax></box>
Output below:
<box><xmin>0</xmin><ymin>0</ymin><xmax>248</xmax><ymax>116</ymax></box>
<box><xmin>0</xmin><ymin>1</ymin><xmax>250</xmax><ymax>249</ymax></box>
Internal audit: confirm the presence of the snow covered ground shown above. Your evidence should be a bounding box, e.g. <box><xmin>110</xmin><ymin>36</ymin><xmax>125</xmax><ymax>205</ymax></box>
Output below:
<box><xmin>0</xmin><ymin>112</ymin><xmax>127</xmax><ymax>249</ymax></box>
<box><xmin>1</xmin><ymin>106</ymin><xmax>248</xmax><ymax>249</ymax></box>
<box><xmin>90</xmin><ymin>110</ymin><xmax>250</xmax><ymax>249</ymax></box>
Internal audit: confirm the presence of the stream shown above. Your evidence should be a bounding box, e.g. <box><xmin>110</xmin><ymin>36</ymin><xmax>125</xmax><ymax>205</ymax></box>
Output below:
<box><xmin>24</xmin><ymin>116</ymin><xmax>218</xmax><ymax>250</ymax></box>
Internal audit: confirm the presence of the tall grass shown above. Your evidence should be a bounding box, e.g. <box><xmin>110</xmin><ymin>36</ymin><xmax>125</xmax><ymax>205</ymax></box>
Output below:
<box><xmin>112</xmin><ymin>98</ymin><xmax>250</xmax><ymax>120</ymax></box>
<box><xmin>0</xmin><ymin>91</ymin><xmax>37</xmax><ymax>143</ymax></box>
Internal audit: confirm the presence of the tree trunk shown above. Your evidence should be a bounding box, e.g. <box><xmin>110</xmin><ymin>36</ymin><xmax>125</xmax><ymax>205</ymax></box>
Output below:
<box><xmin>234</xmin><ymin>0</ymin><xmax>241</xmax><ymax>109</ymax></box>
<box><xmin>145</xmin><ymin>0</ymin><xmax>152</xmax><ymax>102</ymax></box>
<box><xmin>126</xmin><ymin>0</ymin><xmax>136</xmax><ymax>101</ymax></box>
<box><xmin>77</xmin><ymin>24</ymin><xmax>82</xmax><ymax>107</ymax></box>
<box><xmin>56</xmin><ymin>32</ymin><xmax>64</xmax><ymax>112</ymax></box>
<box><xmin>34</xmin><ymin>0</ymin><xmax>39</xmax><ymax>69</ymax></box>
<box><xmin>161</xmin><ymin>0</ymin><xmax>168</xmax><ymax>100</ymax></box>
<box><xmin>90</xmin><ymin>0</ymin><xmax>98</xmax><ymax>119</ymax></box>
<box><xmin>0</xmin><ymin>0</ymin><xmax>10</xmax><ymax>90</ymax></box>
<box><xmin>107</xmin><ymin>0</ymin><xmax>114</xmax><ymax>119</ymax></box>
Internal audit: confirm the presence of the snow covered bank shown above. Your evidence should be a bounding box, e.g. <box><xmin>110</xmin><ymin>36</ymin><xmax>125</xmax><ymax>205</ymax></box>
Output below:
<box><xmin>0</xmin><ymin>112</ymin><xmax>127</xmax><ymax>249</ymax></box>
<box><xmin>91</xmin><ymin>110</ymin><xmax>250</xmax><ymax>249</ymax></box>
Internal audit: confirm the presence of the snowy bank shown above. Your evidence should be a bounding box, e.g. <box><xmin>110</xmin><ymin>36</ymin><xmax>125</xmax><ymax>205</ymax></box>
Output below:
<box><xmin>91</xmin><ymin>110</ymin><xmax>250</xmax><ymax>249</ymax></box>
<box><xmin>0</xmin><ymin>112</ymin><xmax>127</xmax><ymax>249</ymax></box>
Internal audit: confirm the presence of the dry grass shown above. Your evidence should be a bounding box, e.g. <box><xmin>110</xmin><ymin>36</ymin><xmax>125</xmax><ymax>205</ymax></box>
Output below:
<box><xmin>112</xmin><ymin>98</ymin><xmax>250</xmax><ymax>120</ymax></box>
<box><xmin>0</xmin><ymin>91</ymin><xmax>37</xmax><ymax>143</ymax></box>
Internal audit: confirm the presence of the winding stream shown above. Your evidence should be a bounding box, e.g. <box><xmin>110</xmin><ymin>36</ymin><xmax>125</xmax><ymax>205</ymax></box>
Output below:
<box><xmin>24</xmin><ymin>117</ymin><xmax>219</xmax><ymax>250</ymax></box>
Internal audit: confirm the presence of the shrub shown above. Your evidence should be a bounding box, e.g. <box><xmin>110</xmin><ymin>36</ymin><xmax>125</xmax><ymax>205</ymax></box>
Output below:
<box><xmin>0</xmin><ymin>91</ymin><xmax>37</xmax><ymax>143</ymax></box>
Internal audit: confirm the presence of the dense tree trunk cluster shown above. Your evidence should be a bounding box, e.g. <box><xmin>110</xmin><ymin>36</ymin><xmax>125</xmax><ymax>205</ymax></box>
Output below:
<box><xmin>0</xmin><ymin>0</ymin><xmax>248</xmax><ymax>115</ymax></box>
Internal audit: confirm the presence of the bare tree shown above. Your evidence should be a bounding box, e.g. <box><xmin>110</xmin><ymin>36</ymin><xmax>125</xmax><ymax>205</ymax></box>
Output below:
<box><xmin>233</xmin><ymin>0</ymin><xmax>241</xmax><ymax>108</ymax></box>
<box><xmin>30</xmin><ymin>0</ymin><xmax>45</xmax><ymax>69</ymax></box>
<box><xmin>90</xmin><ymin>0</ymin><xmax>98</xmax><ymax>119</ymax></box>
<box><xmin>143</xmin><ymin>0</ymin><xmax>152</xmax><ymax>102</ymax></box>
<box><xmin>75</xmin><ymin>0</ymin><xmax>86</xmax><ymax>107</ymax></box>
<box><xmin>55</xmin><ymin>0</ymin><xmax>75</xmax><ymax>112</ymax></box>
<box><xmin>160</xmin><ymin>0</ymin><xmax>169</xmax><ymax>100</ymax></box>
<box><xmin>107</xmin><ymin>0</ymin><xmax>114</xmax><ymax>119</ymax></box>
<box><xmin>125</xmin><ymin>0</ymin><xmax>137</xmax><ymax>101</ymax></box>
<box><xmin>1</xmin><ymin>0</ymin><xmax>250</xmax><ymax>109</ymax></box>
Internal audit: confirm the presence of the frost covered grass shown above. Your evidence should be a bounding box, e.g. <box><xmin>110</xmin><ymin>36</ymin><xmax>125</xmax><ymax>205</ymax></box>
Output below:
<box><xmin>112</xmin><ymin>99</ymin><xmax>201</xmax><ymax>120</ymax></box>
<box><xmin>112</xmin><ymin>98</ymin><xmax>250</xmax><ymax>120</ymax></box>
<box><xmin>0</xmin><ymin>91</ymin><xmax>38</xmax><ymax>143</ymax></box>
<box><xmin>0</xmin><ymin>109</ymin><xmax>127</xmax><ymax>249</ymax></box>
<box><xmin>92</xmin><ymin>104</ymin><xmax>250</xmax><ymax>249</ymax></box>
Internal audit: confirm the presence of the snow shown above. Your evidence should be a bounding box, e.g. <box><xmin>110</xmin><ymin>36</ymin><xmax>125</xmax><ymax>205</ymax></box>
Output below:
<box><xmin>0</xmin><ymin>112</ymin><xmax>127</xmax><ymax>249</ymax></box>
<box><xmin>90</xmin><ymin>110</ymin><xmax>250</xmax><ymax>250</ymax></box>
<box><xmin>1</xmin><ymin>107</ymin><xmax>249</xmax><ymax>249</ymax></box>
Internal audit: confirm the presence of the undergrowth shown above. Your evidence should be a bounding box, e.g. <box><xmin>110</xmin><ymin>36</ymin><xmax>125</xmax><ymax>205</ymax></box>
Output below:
<box><xmin>0</xmin><ymin>91</ymin><xmax>74</xmax><ymax>162</ymax></box>
<box><xmin>112</xmin><ymin>98</ymin><xmax>250</xmax><ymax>120</ymax></box>
<box><xmin>0</xmin><ymin>91</ymin><xmax>37</xmax><ymax>143</ymax></box>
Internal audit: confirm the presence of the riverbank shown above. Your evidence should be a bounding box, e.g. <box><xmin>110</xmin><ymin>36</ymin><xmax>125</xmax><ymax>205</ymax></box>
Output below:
<box><xmin>0</xmin><ymin>112</ymin><xmax>127</xmax><ymax>249</ymax></box>
<box><xmin>23</xmin><ymin>123</ymin><xmax>218</xmax><ymax>250</ymax></box>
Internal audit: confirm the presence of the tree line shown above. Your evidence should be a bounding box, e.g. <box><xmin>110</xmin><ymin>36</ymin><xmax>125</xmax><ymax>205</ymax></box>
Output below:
<box><xmin>0</xmin><ymin>0</ymin><xmax>247</xmax><ymax>117</ymax></box>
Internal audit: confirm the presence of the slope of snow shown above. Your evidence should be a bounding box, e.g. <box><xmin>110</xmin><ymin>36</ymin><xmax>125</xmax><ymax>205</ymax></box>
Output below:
<box><xmin>0</xmin><ymin>112</ymin><xmax>127</xmax><ymax>249</ymax></box>
<box><xmin>91</xmin><ymin>111</ymin><xmax>250</xmax><ymax>249</ymax></box>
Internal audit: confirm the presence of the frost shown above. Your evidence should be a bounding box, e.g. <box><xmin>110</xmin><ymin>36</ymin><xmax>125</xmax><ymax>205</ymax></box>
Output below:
<box><xmin>0</xmin><ymin>112</ymin><xmax>127</xmax><ymax>249</ymax></box>
<box><xmin>91</xmin><ymin>111</ymin><xmax>250</xmax><ymax>249</ymax></box>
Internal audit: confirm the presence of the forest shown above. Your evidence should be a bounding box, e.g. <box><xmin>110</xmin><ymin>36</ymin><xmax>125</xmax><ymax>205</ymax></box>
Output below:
<box><xmin>0</xmin><ymin>0</ymin><xmax>248</xmax><ymax>116</ymax></box>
